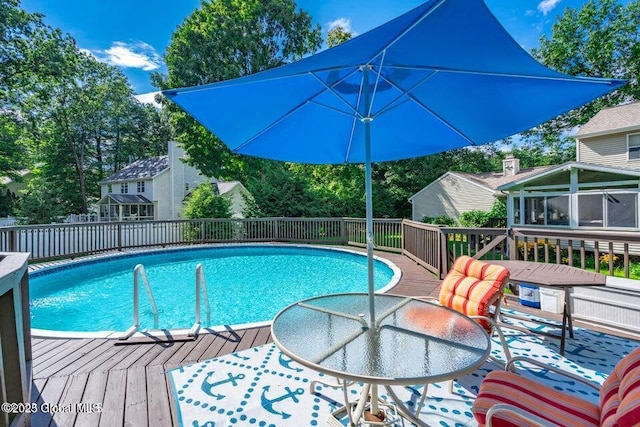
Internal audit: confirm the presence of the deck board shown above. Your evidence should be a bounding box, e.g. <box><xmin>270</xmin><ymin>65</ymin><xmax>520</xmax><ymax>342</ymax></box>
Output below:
<box><xmin>29</xmin><ymin>250</ymin><xmax>442</xmax><ymax>426</ymax></box>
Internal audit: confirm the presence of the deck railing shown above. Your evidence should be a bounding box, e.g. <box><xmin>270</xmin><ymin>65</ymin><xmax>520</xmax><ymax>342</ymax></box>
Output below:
<box><xmin>3</xmin><ymin>218</ymin><xmax>640</xmax><ymax>280</ymax></box>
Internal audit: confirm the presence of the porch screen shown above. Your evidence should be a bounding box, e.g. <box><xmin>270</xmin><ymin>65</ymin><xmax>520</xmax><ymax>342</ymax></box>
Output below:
<box><xmin>607</xmin><ymin>193</ymin><xmax>637</xmax><ymax>228</ymax></box>
<box><xmin>578</xmin><ymin>194</ymin><xmax>603</xmax><ymax>227</ymax></box>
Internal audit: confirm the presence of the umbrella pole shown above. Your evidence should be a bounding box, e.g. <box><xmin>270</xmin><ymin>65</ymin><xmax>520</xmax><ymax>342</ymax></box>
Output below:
<box><xmin>364</xmin><ymin>121</ymin><xmax>376</xmax><ymax>329</ymax></box>
<box><xmin>362</xmin><ymin>66</ymin><xmax>376</xmax><ymax>330</ymax></box>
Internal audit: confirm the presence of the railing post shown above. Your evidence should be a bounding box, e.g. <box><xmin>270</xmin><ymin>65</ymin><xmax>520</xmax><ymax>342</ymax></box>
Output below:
<box><xmin>508</xmin><ymin>228</ymin><xmax>518</xmax><ymax>260</ymax></box>
<box><xmin>439</xmin><ymin>228</ymin><xmax>448</xmax><ymax>279</ymax></box>
<box><xmin>274</xmin><ymin>218</ymin><xmax>279</xmax><ymax>241</ymax></box>
<box><xmin>341</xmin><ymin>218</ymin><xmax>347</xmax><ymax>245</ymax></box>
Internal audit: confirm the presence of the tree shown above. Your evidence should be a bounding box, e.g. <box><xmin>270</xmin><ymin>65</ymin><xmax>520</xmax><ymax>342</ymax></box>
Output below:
<box><xmin>531</xmin><ymin>0</ymin><xmax>640</xmax><ymax>139</ymax></box>
<box><xmin>327</xmin><ymin>25</ymin><xmax>352</xmax><ymax>48</ymax></box>
<box><xmin>182</xmin><ymin>183</ymin><xmax>232</xmax><ymax>219</ymax></box>
<box><xmin>0</xmin><ymin>0</ymin><xmax>74</xmax><ymax>178</ymax></box>
<box><xmin>153</xmin><ymin>0</ymin><xmax>322</xmax><ymax>179</ymax></box>
<box><xmin>14</xmin><ymin>173</ymin><xmax>67</xmax><ymax>224</ymax></box>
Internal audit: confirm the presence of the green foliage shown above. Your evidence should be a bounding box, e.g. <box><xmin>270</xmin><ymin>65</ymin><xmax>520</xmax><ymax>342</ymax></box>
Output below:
<box><xmin>458</xmin><ymin>210</ymin><xmax>491</xmax><ymax>228</ymax></box>
<box><xmin>327</xmin><ymin>25</ymin><xmax>352</xmax><ymax>47</ymax></box>
<box><xmin>153</xmin><ymin>0</ymin><xmax>322</xmax><ymax>179</ymax></box>
<box><xmin>14</xmin><ymin>174</ymin><xmax>67</xmax><ymax>224</ymax></box>
<box><xmin>489</xmin><ymin>199</ymin><xmax>507</xmax><ymax>218</ymax></box>
<box><xmin>421</xmin><ymin>215</ymin><xmax>456</xmax><ymax>226</ymax></box>
<box><xmin>530</xmin><ymin>0</ymin><xmax>640</xmax><ymax>139</ymax></box>
<box><xmin>182</xmin><ymin>183</ymin><xmax>234</xmax><ymax>241</ymax></box>
<box><xmin>182</xmin><ymin>183</ymin><xmax>232</xmax><ymax>219</ymax></box>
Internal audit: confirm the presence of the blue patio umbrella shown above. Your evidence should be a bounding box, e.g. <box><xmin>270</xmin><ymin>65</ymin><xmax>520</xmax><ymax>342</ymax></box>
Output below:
<box><xmin>164</xmin><ymin>0</ymin><xmax>625</xmax><ymax>327</ymax></box>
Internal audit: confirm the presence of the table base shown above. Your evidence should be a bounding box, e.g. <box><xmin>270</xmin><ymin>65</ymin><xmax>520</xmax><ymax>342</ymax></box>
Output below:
<box><xmin>328</xmin><ymin>399</ymin><xmax>404</xmax><ymax>427</ymax></box>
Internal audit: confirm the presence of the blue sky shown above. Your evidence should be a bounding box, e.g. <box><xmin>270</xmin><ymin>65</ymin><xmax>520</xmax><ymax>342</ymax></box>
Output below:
<box><xmin>20</xmin><ymin>0</ymin><xmax>612</xmax><ymax>97</ymax></box>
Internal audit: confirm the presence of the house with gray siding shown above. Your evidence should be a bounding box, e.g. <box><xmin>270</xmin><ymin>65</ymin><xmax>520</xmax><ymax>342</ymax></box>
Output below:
<box><xmin>575</xmin><ymin>101</ymin><xmax>640</xmax><ymax>168</ymax></box>
<box><xmin>98</xmin><ymin>141</ymin><xmax>249</xmax><ymax>220</ymax></box>
<box><xmin>499</xmin><ymin>102</ymin><xmax>640</xmax><ymax>230</ymax></box>
<box><xmin>411</xmin><ymin>101</ymin><xmax>640</xmax><ymax>229</ymax></box>
<box><xmin>409</xmin><ymin>156</ymin><xmax>550</xmax><ymax>222</ymax></box>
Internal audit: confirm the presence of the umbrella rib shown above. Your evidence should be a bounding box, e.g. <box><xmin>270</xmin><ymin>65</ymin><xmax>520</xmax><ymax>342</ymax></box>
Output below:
<box><xmin>232</xmin><ymin>79</ymin><xmax>343</xmax><ymax>153</ymax></box>
<box><xmin>371</xmin><ymin>68</ymin><xmax>439</xmax><ymax>119</ymax></box>
<box><xmin>309</xmin><ymin>70</ymin><xmax>363</xmax><ymax>119</ymax></box>
<box><xmin>377</xmin><ymin>64</ymin><xmax>622</xmax><ymax>85</ymax></box>
<box><xmin>367</xmin><ymin>50</ymin><xmax>387</xmax><ymax>117</ymax></box>
<box><xmin>365</xmin><ymin>0</ymin><xmax>448</xmax><ymax>64</ymax></box>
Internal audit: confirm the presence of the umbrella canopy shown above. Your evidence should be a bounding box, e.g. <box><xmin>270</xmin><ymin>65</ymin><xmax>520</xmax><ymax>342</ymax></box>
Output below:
<box><xmin>164</xmin><ymin>0</ymin><xmax>625</xmax><ymax>326</ymax></box>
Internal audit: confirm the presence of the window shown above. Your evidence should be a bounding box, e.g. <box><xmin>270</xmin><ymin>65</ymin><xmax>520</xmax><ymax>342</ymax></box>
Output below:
<box><xmin>137</xmin><ymin>181</ymin><xmax>145</xmax><ymax>193</ymax></box>
<box><xmin>629</xmin><ymin>134</ymin><xmax>640</xmax><ymax>160</ymax></box>
<box><xmin>578</xmin><ymin>194</ymin><xmax>603</xmax><ymax>227</ymax></box>
<box><xmin>513</xmin><ymin>197</ymin><xmax>521</xmax><ymax>225</ymax></box>
<box><xmin>121</xmin><ymin>183</ymin><xmax>128</xmax><ymax>194</ymax></box>
<box><xmin>524</xmin><ymin>197</ymin><xmax>544</xmax><ymax>224</ymax></box>
<box><xmin>606</xmin><ymin>193</ymin><xmax>637</xmax><ymax>228</ymax></box>
<box><xmin>546</xmin><ymin>196</ymin><xmax>569</xmax><ymax>226</ymax></box>
<box><xmin>107</xmin><ymin>184</ymin><xmax>113</xmax><ymax>193</ymax></box>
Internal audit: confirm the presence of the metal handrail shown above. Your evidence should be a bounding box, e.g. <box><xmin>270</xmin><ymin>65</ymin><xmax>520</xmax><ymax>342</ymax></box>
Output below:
<box><xmin>119</xmin><ymin>264</ymin><xmax>159</xmax><ymax>340</ymax></box>
<box><xmin>189</xmin><ymin>263</ymin><xmax>211</xmax><ymax>337</ymax></box>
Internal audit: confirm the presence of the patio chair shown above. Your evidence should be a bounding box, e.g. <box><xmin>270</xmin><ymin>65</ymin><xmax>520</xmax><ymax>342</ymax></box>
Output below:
<box><xmin>472</xmin><ymin>346</ymin><xmax>640</xmax><ymax>427</ymax></box>
<box><xmin>402</xmin><ymin>255</ymin><xmax>512</xmax><ymax>417</ymax></box>
<box><xmin>420</xmin><ymin>255</ymin><xmax>513</xmax><ymax>365</ymax></box>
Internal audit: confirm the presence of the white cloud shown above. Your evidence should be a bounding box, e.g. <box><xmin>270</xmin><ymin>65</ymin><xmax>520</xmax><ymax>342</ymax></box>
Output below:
<box><xmin>92</xmin><ymin>41</ymin><xmax>162</xmax><ymax>71</ymax></box>
<box><xmin>327</xmin><ymin>17</ymin><xmax>356</xmax><ymax>35</ymax></box>
<box><xmin>134</xmin><ymin>91</ymin><xmax>163</xmax><ymax>108</ymax></box>
<box><xmin>537</xmin><ymin>0</ymin><xmax>562</xmax><ymax>15</ymax></box>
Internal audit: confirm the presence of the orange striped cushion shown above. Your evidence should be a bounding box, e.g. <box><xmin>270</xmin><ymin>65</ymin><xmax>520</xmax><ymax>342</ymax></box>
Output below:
<box><xmin>600</xmin><ymin>347</ymin><xmax>640</xmax><ymax>427</ymax></box>
<box><xmin>472</xmin><ymin>370</ymin><xmax>600</xmax><ymax>427</ymax></box>
<box><xmin>439</xmin><ymin>256</ymin><xmax>509</xmax><ymax>331</ymax></box>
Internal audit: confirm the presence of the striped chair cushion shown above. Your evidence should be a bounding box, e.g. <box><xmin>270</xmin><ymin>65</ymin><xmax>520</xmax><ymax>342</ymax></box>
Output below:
<box><xmin>600</xmin><ymin>347</ymin><xmax>640</xmax><ymax>427</ymax></box>
<box><xmin>439</xmin><ymin>256</ymin><xmax>509</xmax><ymax>332</ymax></box>
<box><xmin>472</xmin><ymin>370</ymin><xmax>600</xmax><ymax>427</ymax></box>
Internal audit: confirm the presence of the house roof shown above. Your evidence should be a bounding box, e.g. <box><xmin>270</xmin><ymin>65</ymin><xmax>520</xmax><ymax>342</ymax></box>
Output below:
<box><xmin>497</xmin><ymin>161</ymin><xmax>640</xmax><ymax>191</ymax></box>
<box><xmin>102</xmin><ymin>194</ymin><xmax>153</xmax><ymax>204</ymax></box>
<box><xmin>216</xmin><ymin>181</ymin><xmax>245</xmax><ymax>195</ymax></box>
<box><xmin>0</xmin><ymin>169</ymin><xmax>32</xmax><ymax>185</ymax></box>
<box><xmin>408</xmin><ymin>165</ymin><xmax>553</xmax><ymax>201</ymax></box>
<box><xmin>100</xmin><ymin>156</ymin><xmax>169</xmax><ymax>183</ymax></box>
<box><xmin>574</xmin><ymin>101</ymin><xmax>640</xmax><ymax>138</ymax></box>
<box><xmin>453</xmin><ymin>166</ymin><xmax>554</xmax><ymax>191</ymax></box>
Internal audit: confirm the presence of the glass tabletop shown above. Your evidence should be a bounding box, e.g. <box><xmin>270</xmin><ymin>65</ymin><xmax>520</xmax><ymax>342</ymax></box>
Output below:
<box><xmin>271</xmin><ymin>293</ymin><xmax>491</xmax><ymax>385</ymax></box>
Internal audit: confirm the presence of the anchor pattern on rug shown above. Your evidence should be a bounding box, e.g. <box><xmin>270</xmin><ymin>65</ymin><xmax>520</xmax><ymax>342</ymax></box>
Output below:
<box><xmin>260</xmin><ymin>385</ymin><xmax>304</xmax><ymax>419</ymax></box>
<box><xmin>168</xmin><ymin>314</ymin><xmax>638</xmax><ymax>427</ymax></box>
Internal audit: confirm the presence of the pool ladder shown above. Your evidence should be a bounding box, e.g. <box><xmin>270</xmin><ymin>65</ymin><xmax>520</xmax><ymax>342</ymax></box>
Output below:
<box><xmin>119</xmin><ymin>263</ymin><xmax>211</xmax><ymax>340</ymax></box>
<box><xmin>119</xmin><ymin>264</ymin><xmax>159</xmax><ymax>340</ymax></box>
<box><xmin>189</xmin><ymin>263</ymin><xmax>211</xmax><ymax>337</ymax></box>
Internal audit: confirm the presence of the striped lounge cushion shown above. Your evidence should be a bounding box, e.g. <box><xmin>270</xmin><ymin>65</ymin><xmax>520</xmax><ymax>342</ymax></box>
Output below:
<box><xmin>600</xmin><ymin>347</ymin><xmax>640</xmax><ymax>427</ymax></box>
<box><xmin>439</xmin><ymin>256</ymin><xmax>509</xmax><ymax>332</ymax></box>
<box><xmin>472</xmin><ymin>370</ymin><xmax>600</xmax><ymax>427</ymax></box>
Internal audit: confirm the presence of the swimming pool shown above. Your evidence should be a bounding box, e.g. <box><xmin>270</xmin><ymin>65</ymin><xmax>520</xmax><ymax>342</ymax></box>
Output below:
<box><xmin>29</xmin><ymin>245</ymin><xmax>400</xmax><ymax>337</ymax></box>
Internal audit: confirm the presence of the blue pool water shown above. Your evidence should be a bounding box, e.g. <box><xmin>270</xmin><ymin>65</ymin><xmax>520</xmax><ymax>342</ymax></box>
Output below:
<box><xmin>29</xmin><ymin>245</ymin><xmax>398</xmax><ymax>333</ymax></box>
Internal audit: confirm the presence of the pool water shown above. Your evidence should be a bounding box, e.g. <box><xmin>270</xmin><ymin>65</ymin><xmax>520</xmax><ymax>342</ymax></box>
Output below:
<box><xmin>29</xmin><ymin>245</ymin><xmax>398</xmax><ymax>333</ymax></box>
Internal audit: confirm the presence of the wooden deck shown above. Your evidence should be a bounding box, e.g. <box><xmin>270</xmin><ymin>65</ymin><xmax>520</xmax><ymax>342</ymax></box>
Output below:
<box><xmin>29</xmin><ymin>250</ymin><xmax>441</xmax><ymax>427</ymax></box>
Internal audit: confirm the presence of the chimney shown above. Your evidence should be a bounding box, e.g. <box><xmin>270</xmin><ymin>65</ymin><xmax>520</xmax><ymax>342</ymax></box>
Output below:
<box><xmin>502</xmin><ymin>154</ymin><xmax>520</xmax><ymax>176</ymax></box>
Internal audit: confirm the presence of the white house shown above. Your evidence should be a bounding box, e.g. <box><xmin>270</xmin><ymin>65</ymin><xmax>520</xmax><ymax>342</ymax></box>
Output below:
<box><xmin>97</xmin><ymin>141</ymin><xmax>250</xmax><ymax>220</ymax></box>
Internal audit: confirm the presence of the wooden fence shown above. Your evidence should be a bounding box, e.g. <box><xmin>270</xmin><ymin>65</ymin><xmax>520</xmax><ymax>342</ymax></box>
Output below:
<box><xmin>2</xmin><ymin>218</ymin><xmax>639</xmax><ymax>280</ymax></box>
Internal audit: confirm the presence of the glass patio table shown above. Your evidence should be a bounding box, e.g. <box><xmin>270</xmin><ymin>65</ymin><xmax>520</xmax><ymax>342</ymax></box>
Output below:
<box><xmin>271</xmin><ymin>293</ymin><xmax>491</xmax><ymax>426</ymax></box>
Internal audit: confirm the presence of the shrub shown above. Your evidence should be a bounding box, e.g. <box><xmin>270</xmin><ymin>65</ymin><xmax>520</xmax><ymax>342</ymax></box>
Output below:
<box><xmin>458</xmin><ymin>210</ymin><xmax>491</xmax><ymax>227</ymax></box>
<box><xmin>421</xmin><ymin>215</ymin><xmax>456</xmax><ymax>226</ymax></box>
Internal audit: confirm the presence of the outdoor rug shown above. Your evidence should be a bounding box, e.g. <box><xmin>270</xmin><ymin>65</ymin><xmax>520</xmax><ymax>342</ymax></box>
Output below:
<box><xmin>167</xmin><ymin>309</ymin><xmax>639</xmax><ymax>427</ymax></box>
